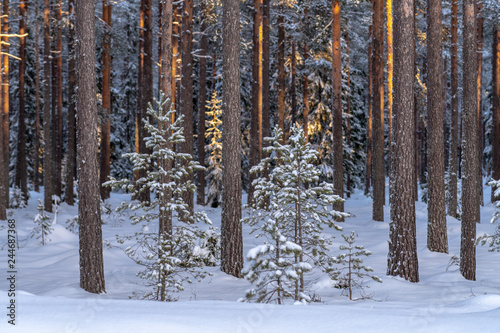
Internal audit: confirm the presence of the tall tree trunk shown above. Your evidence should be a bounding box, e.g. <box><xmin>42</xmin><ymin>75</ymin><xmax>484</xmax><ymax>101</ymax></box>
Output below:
<box><xmin>476</xmin><ymin>0</ymin><xmax>484</xmax><ymax>206</ymax></box>
<box><xmin>448</xmin><ymin>0</ymin><xmax>459</xmax><ymax>217</ymax></box>
<box><xmin>427</xmin><ymin>0</ymin><xmax>448</xmax><ymax>253</ymax></box>
<box><xmin>372</xmin><ymin>0</ymin><xmax>385</xmax><ymax>221</ymax></box>
<box><xmin>180</xmin><ymin>0</ymin><xmax>194</xmax><ymax>213</ymax></box>
<box><xmin>302</xmin><ymin>7</ymin><xmax>309</xmax><ymax>140</ymax></box>
<box><xmin>346</xmin><ymin>22</ymin><xmax>351</xmax><ymax>198</ymax></box>
<box><xmin>492</xmin><ymin>25</ymin><xmax>500</xmax><ymax>201</ymax></box>
<box><xmin>197</xmin><ymin>18</ymin><xmax>208</xmax><ymax>206</ymax></box>
<box><xmin>2</xmin><ymin>0</ymin><xmax>9</xmax><ymax>210</ymax></box>
<box><xmin>158</xmin><ymin>0</ymin><xmax>173</xmax><ymax>301</ymax></box>
<box><xmin>66</xmin><ymin>0</ymin><xmax>76</xmax><ymax>206</ymax></box>
<box><xmin>100</xmin><ymin>0</ymin><xmax>112</xmax><ymax>200</ymax></box>
<box><xmin>460</xmin><ymin>0</ymin><xmax>478</xmax><ymax>281</ymax></box>
<box><xmin>134</xmin><ymin>0</ymin><xmax>144</xmax><ymax>201</ymax></box>
<box><xmin>76</xmin><ymin>0</ymin><xmax>105</xmax><ymax>294</ymax></box>
<box><xmin>277</xmin><ymin>13</ymin><xmax>285</xmax><ymax>137</ymax></box>
<box><xmin>332</xmin><ymin>0</ymin><xmax>344</xmax><ymax>218</ymax></box>
<box><xmin>43</xmin><ymin>0</ymin><xmax>53</xmax><ymax>212</ymax></box>
<box><xmin>53</xmin><ymin>0</ymin><xmax>63</xmax><ymax>199</ymax></box>
<box><xmin>221</xmin><ymin>0</ymin><xmax>243</xmax><ymax>278</ymax></box>
<box><xmin>291</xmin><ymin>39</ymin><xmax>297</xmax><ymax>128</ymax></box>
<box><xmin>248</xmin><ymin>0</ymin><xmax>262</xmax><ymax>203</ymax></box>
<box><xmin>386</xmin><ymin>0</ymin><xmax>393</xmax><ymax>173</ymax></box>
<box><xmin>172</xmin><ymin>4</ymin><xmax>179</xmax><ymax>112</ymax></box>
<box><xmin>365</xmin><ymin>25</ymin><xmax>373</xmax><ymax>196</ymax></box>
<box><xmin>388</xmin><ymin>0</ymin><xmax>419</xmax><ymax>282</ymax></box>
<box><xmin>16</xmin><ymin>0</ymin><xmax>28</xmax><ymax>200</ymax></box>
<box><xmin>262</xmin><ymin>0</ymin><xmax>270</xmax><ymax>152</ymax></box>
<box><xmin>35</xmin><ymin>3</ymin><xmax>41</xmax><ymax>193</ymax></box>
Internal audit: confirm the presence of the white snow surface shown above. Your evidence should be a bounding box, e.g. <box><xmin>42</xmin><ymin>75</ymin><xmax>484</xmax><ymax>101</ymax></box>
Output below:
<box><xmin>1</xmin><ymin>185</ymin><xmax>500</xmax><ymax>332</ymax></box>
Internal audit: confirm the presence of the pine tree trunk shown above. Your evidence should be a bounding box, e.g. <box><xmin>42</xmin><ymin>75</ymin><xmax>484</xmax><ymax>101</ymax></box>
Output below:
<box><xmin>76</xmin><ymin>0</ymin><xmax>106</xmax><ymax>294</ymax></box>
<box><xmin>345</xmin><ymin>23</ymin><xmax>351</xmax><ymax>198</ymax></box>
<box><xmin>448</xmin><ymin>0</ymin><xmax>459</xmax><ymax>215</ymax></box>
<box><xmin>34</xmin><ymin>4</ymin><xmax>41</xmax><ymax>193</ymax></box>
<box><xmin>426</xmin><ymin>0</ymin><xmax>448</xmax><ymax>253</ymax></box>
<box><xmin>180</xmin><ymin>0</ymin><xmax>194</xmax><ymax>213</ymax></box>
<box><xmin>248</xmin><ymin>0</ymin><xmax>262</xmax><ymax>204</ymax></box>
<box><xmin>386</xmin><ymin>0</ymin><xmax>393</xmax><ymax>175</ymax></box>
<box><xmin>332</xmin><ymin>0</ymin><xmax>344</xmax><ymax>218</ymax></box>
<box><xmin>492</xmin><ymin>25</ymin><xmax>500</xmax><ymax>201</ymax></box>
<box><xmin>16</xmin><ymin>0</ymin><xmax>28</xmax><ymax>200</ymax></box>
<box><xmin>388</xmin><ymin>0</ymin><xmax>419</xmax><ymax>282</ymax></box>
<box><xmin>302</xmin><ymin>7</ymin><xmax>309</xmax><ymax>140</ymax></box>
<box><xmin>197</xmin><ymin>18</ymin><xmax>208</xmax><ymax>206</ymax></box>
<box><xmin>291</xmin><ymin>39</ymin><xmax>297</xmax><ymax>128</ymax></box>
<box><xmin>460</xmin><ymin>0</ymin><xmax>478</xmax><ymax>281</ymax></box>
<box><xmin>372</xmin><ymin>0</ymin><xmax>385</xmax><ymax>221</ymax></box>
<box><xmin>221</xmin><ymin>0</ymin><xmax>243</xmax><ymax>278</ymax></box>
<box><xmin>134</xmin><ymin>0</ymin><xmax>144</xmax><ymax>201</ymax></box>
<box><xmin>158</xmin><ymin>0</ymin><xmax>173</xmax><ymax>301</ymax></box>
<box><xmin>55</xmin><ymin>0</ymin><xmax>63</xmax><ymax>200</ymax></box>
<box><xmin>43</xmin><ymin>0</ymin><xmax>53</xmax><ymax>213</ymax></box>
<box><xmin>100</xmin><ymin>0</ymin><xmax>112</xmax><ymax>200</ymax></box>
<box><xmin>262</xmin><ymin>0</ymin><xmax>270</xmax><ymax>153</ymax></box>
<box><xmin>365</xmin><ymin>25</ymin><xmax>372</xmax><ymax>196</ymax></box>
<box><xmin>476</xmin><ymin>0</ymin><xmax>484</xmax><ymax>207</ymax></box>
<box><xmin>277</xmin><ymin>13</ymin><xmax>285</xmax><ymax>138</ymax></box>
<box><xmin>66</xmin><ymin>0</ymin><xmax>76</xmax><ymax>206</ymax></box>
<box><xmin>2</xmin><ymin>0</ymin><xmax>9</xmax><ymax>210</ymax></box>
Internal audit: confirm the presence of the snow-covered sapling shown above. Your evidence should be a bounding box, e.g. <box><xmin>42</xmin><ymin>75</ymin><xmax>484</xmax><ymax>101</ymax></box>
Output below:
<box><xmin>477</xmin><ymin>180</ymin><xmax>500</xmax><ymax>250</ymax></box>
<box><xmin>32</xmin><ymin>199</ymin><xmax>53</xmax><ymax>245</ymax></box>
<box><xmin>330</xmin><ymin>231</ymin><xmax>382</xmax><ymax>300</ymax></box>
<box><xmin>205</xmin><ymin>91</ymin><xmax>223</xmax><ymax>207</ymax></box>
<box><xmin>105</xmin><ymin>93</ymin><xmax>218</xmax><ymax>301</ymax></box>
<box><xmin>242</xmin><ymin>126</ymin><xmax>347</xmax><ymax>304</ymax></box>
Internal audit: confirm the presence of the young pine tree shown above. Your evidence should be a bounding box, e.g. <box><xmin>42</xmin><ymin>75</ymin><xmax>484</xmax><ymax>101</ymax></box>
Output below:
<box><xmin>32</xmin><ymin>200</ymin><xmax>53</xmax><ymax>246</ymax></box>
<box><xmin>242</xmin><ymin>126</ymin><xmax>348</xmax><ymax>304</ymax></box>
<box><xmin>105</xmin><ymin>95</ymin><xmax>218</xmax><ymax>301</ymax></box>
<box><xmin>205</xmin><ymin>91</ymin><xmax>223</xmax><ymax>208</ymax></box>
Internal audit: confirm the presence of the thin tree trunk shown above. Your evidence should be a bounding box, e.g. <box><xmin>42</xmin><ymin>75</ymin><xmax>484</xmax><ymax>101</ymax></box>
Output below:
<box><xmin>291</xmin><ymin>39</ymin><xmax>297</xmax><ymax>127</ymax></box>
<box><xmin>16</xmin><ymin>0</ymin><xmax>28</xmax><ymax>200</ymax></box>
<box><xmin>277</xmin><ymin>13</ymin><xmax>285</xmax><ymax>138</ymax></box>
<box><xmin>302</xmin><ymin>7</ymin><xmax>309</xmax><ymax>140</ymax></box>
<box><xmin>346</xmin><ymin>22</ymin><xmax>351</xmax><ymax>198</ymax></box>
<box><xmin>221</xmin><ymin>0</ymin><xmax>243</xmax><ymax>278</ymax></box>
<box><xmin>388</xmin><ymin>0</ymin><xmax>419</xmax><ymax>282</ymax></box>
<box><xmin>386</xmin><ymin>0</ymin><xmax>393</xmax><ymax>174</ymax></box>
<box><xmin>460</xmin><ymin>0</ymin><xmax>478</xmax><ymax>281</ymax></box>
<box><xmin>2</xmin><ymin>0</ymin><xmax>9</xmax><ymax>209</ymax></box>
<box><xmin>180</xmin><ymin>0</ymin><xmax>194</xmax><ymax>213</ymax></box>
<box><xmin>365</xmin><ymin>25</ymin><xmax>373</xmax><ymax>196</ymax></box>
<box><xmin>262</xmin><ymin>0</ymin><xmax>270</xmax><ymax>153</ymax></box>
<box><xmin>449</xmin><ymin>0</ymin><xmax>459</xmax><ymax>217</ymax></box>
<box><xmin>332</xmin><ymin>0</ymin><xmax>344</xmax><ymax>218</ymax></box>
<box><xmin>35</xmin><ymin>4</ymin><xmax>41</xmax><ymax>193</ymax></box>
<box><xmin>43</xmin><ymin>0</ymin><xmax>53</xmax><ymax>212</ymax></box>
<box><xmin>66</xmin><ymin>0</ymin><xmax>76</xmax><ymax>206</ymax></box>
<box><xmin>197</xmin><ymin>18</ymin><xmax>208</xmax><ymax>206</ymax></box>
<box><xmin>100</xmin><ymin>0</ymin><xmax>112</xmax><ymax>200</ymax></box>
<box><xmin>134</xmin><ymin>0</ymin><xmax>144</xmax><ymax>201</ymax></box>
<box><xmin>76</xmin><ymin>0</ymin><xmax>106</xmax><ymax>294</ymax></box>
<box><xmin>476</xmin><ymin>0</ymin><xmax>484</xmax><ymax>207</ymax></box>
<box><xmin>427</xmin><ymin>0</ymin><xmax>448</xmax><ymax>253</ymax></box>
<box><xmin>372</xmin><ymin>0</ymin><xmax>385</xmax><ymax>221</ymax></box>
<box><xmin>492</xmin><ymin>24</ymin><xmax>500</xmax><ymax>201</ymax></box>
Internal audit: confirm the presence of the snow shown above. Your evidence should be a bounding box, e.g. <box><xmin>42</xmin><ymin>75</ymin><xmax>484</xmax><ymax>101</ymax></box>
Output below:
<box><xmin>1</xmin><ymin>186</ymin><xmax>500</xmax><ymax>332</ymax></box>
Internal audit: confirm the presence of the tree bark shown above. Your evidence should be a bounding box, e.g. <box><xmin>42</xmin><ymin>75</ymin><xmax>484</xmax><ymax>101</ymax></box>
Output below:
<box><xmin>34</xmin><ymin>3</ymin><xmax>41</xmax><ymax>193</ymax></box>
<box><xmin>365</xmin><ymin>25</ymin><xmax>373</xmax><ymax>196</ymax></box>
<box><xmin>460</xmin><ymin>0</ymin><xmax>478</xmax><ymax>281</ymax></box>
<box><xmin>66</xmin><ymin>0</ymin><xmax>76</xmax><ymax>206</ymax></box>
<box><xmin>345</xmin><ymin>22</ymin><xmax>351</xmax><ymax>198</ymax></box>
<box><xmin>277</xmin><ymin>13</ymin><xmax>285</xmax><ymax>137</ymax></box>
<box><xmin>197</xmin><ymin>17</ymin><xmax>208</xmax><ymax>206</ymax></box>
<box><xmin>2</xmin><ymin>0</ymin><xmax>9</xmax><ymax>209</ymax></box>
<box><xmin>372</xmin><ymin>0</ymin><xmax>385</xmax><ymax>221</ymax></box>
<box><xmin>262</xmin><ymin>0</ymin><xmax>270</xmax><ymax>153</ymax></box>
<box><xmin>302</xmin><ymin>7</ymin><xmax>309</xmax><ymax>140</ymax></box>
<box><xmin>492</xmin><ymin>25</ymin><xmax>500</xmax><ymax>201</ymax></box>
<box><xmin>388</xmin><ymin>0</ymin><xmax>419</xmax><ymax>282</ymax></box>
<box><xmin>386</xmin><ymin>0</ymin><xmax>393</xmax><ymax>174</ymax></box>
<box><xmin>76</xmin><ymin>0</ymin><xmax>106</xmax><ymax>294</ymax></box>
<box><xmin>100</xmin><ymin>0</ymin><xmax>112</xmax><ymax>200</ymax></box>
<box><xmin>43</xmin><ymin>0</ymin><xmax>53</xmax><ymax>212</ymax></box>
<box><xmin>426</xmin><ymin>0</ymin><xmax>448</xmax><ymax>253</ymax></box>
<box><xmin>476</xmin><ymin>0</ymin><xmax>483</xmax><ymax>207</ymax></box>
<box><xmin>221</xmin><ymin>0</ymin><xmax>243</xmax><ymax>278</ymax></box>
<box><xmin>332</xmin><ymin>0</ymin><xmax>344</xmax><ymax>218</ymax></box>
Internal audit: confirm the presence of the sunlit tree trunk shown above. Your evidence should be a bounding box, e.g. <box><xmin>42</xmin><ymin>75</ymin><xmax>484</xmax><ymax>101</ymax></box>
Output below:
<box><xmin>1</xmin><ymin>0</ymin><xmax>9</xmax><ymax>210</ymax></box>
<box><xmin>197</xmin><ymin>15</ymin><xmax>208</xmax><ymax>206</ymax></box>
<box><xmin>476</xmin><ymin>0</ymin><xmax>484</xmax><ymax>206</ymax></box>
<box><xmin>346</xmin><ymin>21</ymin><xmax>351</xmax><ymax>198</ymax></box>
<box><xmin>277</xmin><ymin>13</ymin><xmax>285</xmax><ymax>138</ymax></box>
<box><xmin>365</xmin><ymin>25</ymin><xmax>373</xmax><ymax>196</ymax></box>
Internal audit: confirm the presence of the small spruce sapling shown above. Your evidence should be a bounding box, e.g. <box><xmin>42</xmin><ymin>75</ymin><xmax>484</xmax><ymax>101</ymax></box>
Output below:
<box><xmin>32</xmin><ymin>199</ymin><xmax>53</xmax><ymax>245</ymax></box>
<box><xmin>242</xmin><ymin>126</ymin><xmax>347</xmax><ymax>304</ymax></box>
<box><xmin>330</xmin><ymin>231</ymin><xmax>382</xmax><ymax>300</ymax></box>
<box><xmin>105</xmin><ymin>93</ymin><xmax>218</xmax><ymax>301</ymax></box>
<box><xmin>477</xmin><ymin>180</ymin><xmax>500</xmax><ymax>250</ymax></box>
<box><xmin>205</xmin><ymin>91</ymin><xmax>223</xmax><ymax>208</ymax></box>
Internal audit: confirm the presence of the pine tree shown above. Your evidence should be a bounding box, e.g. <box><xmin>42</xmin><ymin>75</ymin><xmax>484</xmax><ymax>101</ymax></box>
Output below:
<box><xmin>32</xmin><ymin>199</ymin><xmax>53</xmax><ymax>246</ymax></box>
<box><xmin>242</xmin><ymin>127</ymin><xmax>346</xmax><ymax>304</ymax></box>
<box><xmin>205</xmin><ymin>91</ymin><xmax>223</xmax><ymax>208</ymax></box>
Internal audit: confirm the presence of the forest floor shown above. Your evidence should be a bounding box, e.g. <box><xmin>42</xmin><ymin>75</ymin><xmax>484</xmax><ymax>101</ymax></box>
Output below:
<box><xmin>1</xmin><ymin>183</ymin><xmax>500</xmax><ymax>332</ymax></box>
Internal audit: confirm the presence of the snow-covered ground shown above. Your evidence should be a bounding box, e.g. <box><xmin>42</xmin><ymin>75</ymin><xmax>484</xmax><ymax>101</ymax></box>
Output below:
<box><xmin>1</xmin><ymin>186</ymin><xmax>500</xmax><ymax>332</ymax></box>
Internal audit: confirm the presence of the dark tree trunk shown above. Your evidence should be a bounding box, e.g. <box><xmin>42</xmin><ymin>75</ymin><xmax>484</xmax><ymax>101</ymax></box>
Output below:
<box><xmin>197</xmin><ymin>18</ymin><xmax>208</xmax><ymax>206</ymax></box>
<box><xmin>221</xmin><ymin>0</ymin><xmax>243</xmax><ymax>278</ymax></box>
<box><xmin>291</xmin><ymin>39</ymin><xmax>297</xmax><ymax>128</ymax></box>
<box><xmin>262</xmin><ymin>0</ymin><xmax>270</xmax><ymax>153</ymax></box>
<box><xmin>365</xmin><ymin>25</ymin><xmax>373</xmax><ymax>196</ymax></box>
<box><xmin>476</xmin><ymin>0</ymin><xmax>484</xmax><ymax>207</ymax></box>
<box><xmin>345</xmin><ymin>22</ymin><xmax>351</xmax><ymax>198</ymax></box>
<box><xmin>302</xmin><ymin>7</ymin><xmax>309</xmax><ymax>140</ymax></box>
<box><xmin>66</xmin><ymin>0</ymin><xmax>76</xmax><ymax>206</ymax></box>
<box><xmin>100</xmin><ymin>0</ymin><xmax>112</xmax><ymax>200</ymax></box>
<box><xmin>76</xmin><ymin>0</ymin><xmax>106</xmax><ymax>294</ymax></box>
<box><xmin>426</xmin><ymin>0</ymin><xmax>448</xmax><ymax>253</ymax></box>
<box><xmin>277</xmin><ymin>13</ymin><xmax>285</xmax><ymax>137</ymax></box>
<box><xmin>372</xmin><ymin>0</ymin><xmax>385</xmax><ymax>221</ymax></box>
<box><xmin>16</xmin><ymin>0</ymin><xmax>28</xmax><ymax>200</ymax></box>
<box><xmin>388</xmin><ymin>0</ymin><xmax>419</xmax><ymax>282</ymax></box>
<box><xmin>492</xmin><ymin>25</ymin><xmax>500</xmax><ymax>201</ymax></box>
<box><xmin>2</xmin><ymin>0</ymin><xmax>9</xmax><ymax>210</ymax></box>
<box><xmin>332</xmin><ymin>0</ymin><xmax>344</xmax><ymax>218</ymax></box>
<box><xmin>460</xmin><ymin>0</ymin><xmax>478</xmax><ymax>281</ymax></box>
<box><xmin>43</xmin><ymin>0</ymin><xmax>53</xmax><ymax>212</ymax></box>
<box><xmin>34</xmin><ymin>3</ymin><xmax>41</xmax><ymax>193</ymax></box>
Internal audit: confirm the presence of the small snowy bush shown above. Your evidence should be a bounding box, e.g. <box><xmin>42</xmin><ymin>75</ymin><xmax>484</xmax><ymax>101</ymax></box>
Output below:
<box><xmin>32</xmin><ymin>199</ymin><xmax>53</xmax><ymax>245</ymax></box>
<box><xmin>205</xmin><ymin>91</ymin><xmax>223</xmax><ymax>208</ymax></box>
<box><xmin>242</xmin><ymin>126</ymin><xmax>348</xmax><ymax>304</ymax></box>
<box><xmin>477</xmin><ymin>180</ymin><xmax>500</xmax><ymax>251</ymax></box>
